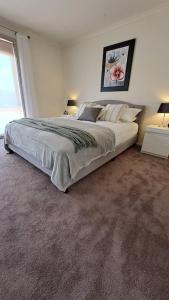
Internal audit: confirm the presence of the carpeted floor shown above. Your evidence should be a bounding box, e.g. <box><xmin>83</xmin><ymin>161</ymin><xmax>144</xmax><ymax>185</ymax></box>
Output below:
<box><xmin>0</xmin><ymin>140</ymin><xmax>169</xmax><ymax>300</ymax></box>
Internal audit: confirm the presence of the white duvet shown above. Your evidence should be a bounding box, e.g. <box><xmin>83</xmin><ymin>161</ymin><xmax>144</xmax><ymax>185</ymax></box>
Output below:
<box><xmin>95</xmin><ymin>120</ymin><xmax>138</xmax><ymax>146</ymax></box>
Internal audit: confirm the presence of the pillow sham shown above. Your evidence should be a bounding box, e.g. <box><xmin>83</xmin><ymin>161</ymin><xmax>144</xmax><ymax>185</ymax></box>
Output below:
<box><xmin>99</xmin><ymin>104</ymin><xmax>128</xmax><ymax>123</ymax></box>
<box><xmin>77</xmin><ymin>107</ymin><xmax>102</xmax><ymax>122</ymax></box>
<box><xmin>76</xmin><ymin>102</ymin><xmax>104</xmax><ymax>118</ymax></box>
<box><xmin>120</xmin><ymin>107</ymin><xmax>142</xmax><ymax>122</ymax></box>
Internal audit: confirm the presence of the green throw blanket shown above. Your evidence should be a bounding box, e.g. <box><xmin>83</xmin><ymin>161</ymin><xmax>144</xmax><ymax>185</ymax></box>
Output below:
<box><xmin>12</xmin><ymin>118</ymin><xmax>97</xmax><ymax>153</ymax></box>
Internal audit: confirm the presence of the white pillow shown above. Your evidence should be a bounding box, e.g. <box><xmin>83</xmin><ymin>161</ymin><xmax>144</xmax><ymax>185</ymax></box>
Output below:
<box><xmin>120</xmin><ymin>107</ymin><xmax>142</xmax><ymax>122</ymax></box>
<box><xmin>99</xmin><ymin>104</ymin><xmax>128</xmax><ymax>123</ymax></box>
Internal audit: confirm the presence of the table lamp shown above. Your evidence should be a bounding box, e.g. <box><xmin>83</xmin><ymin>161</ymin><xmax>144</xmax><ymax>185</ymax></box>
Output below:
<box><xmin>65</xmin><ymin>100</ymin><xmax>77</xmax><ymax>115</ymax></box>
<box><xmin>158</xmin><ymin>103</ymin><xmax>169</xmax><ymax>127</ymax></box>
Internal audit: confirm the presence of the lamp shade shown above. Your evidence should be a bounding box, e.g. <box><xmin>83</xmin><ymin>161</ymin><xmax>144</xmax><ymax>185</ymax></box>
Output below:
<box><xmin>67</xmin><ymin>100</ymin><xmax>76</xmax><ymax>106</ymax></box>
<box><xmin>158</xmin><ymin>103</ymin><xmax>169</xmax><ymax>113</ymax></box>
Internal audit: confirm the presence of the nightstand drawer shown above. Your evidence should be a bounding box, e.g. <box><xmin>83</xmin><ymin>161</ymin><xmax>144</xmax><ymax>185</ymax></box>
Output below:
<box><xmin>142</xmin><ymin>131</ymin><xmax>169</xmax><ymax>158</ymax></box>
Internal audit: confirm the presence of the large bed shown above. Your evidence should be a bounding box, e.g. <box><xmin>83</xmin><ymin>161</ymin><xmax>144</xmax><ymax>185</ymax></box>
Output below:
<box><xmin>4</xmin><ymin>100</ymin><xmax>144</xmax><ymax>192</ymax></box>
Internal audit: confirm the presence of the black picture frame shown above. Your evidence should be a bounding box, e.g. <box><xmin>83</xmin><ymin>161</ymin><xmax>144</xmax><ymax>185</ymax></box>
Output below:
<box><xmin>101</xmin><ymin>39</ymin><xmax>136</xmax><ymax>92</ymax></box>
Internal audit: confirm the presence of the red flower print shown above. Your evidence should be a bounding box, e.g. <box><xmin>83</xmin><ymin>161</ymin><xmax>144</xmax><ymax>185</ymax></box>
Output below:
<box><xmin>110</xmin><ymin>65</ymin><xmax>124</xmax><ymax>81</ymax></box>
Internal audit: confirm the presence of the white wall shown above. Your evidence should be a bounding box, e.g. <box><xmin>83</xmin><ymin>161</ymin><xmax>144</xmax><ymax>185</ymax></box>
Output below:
<box><xmin>62</xmin><ymin>5</ymin><xmax>169</xmax><ymax>142</ymax></box>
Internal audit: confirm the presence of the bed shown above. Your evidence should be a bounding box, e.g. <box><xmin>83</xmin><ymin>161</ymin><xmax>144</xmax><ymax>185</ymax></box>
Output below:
<box><xmin>4</xmin><ymin>100</ymin><xmax>145</xmax><ymax>192</ymax></box>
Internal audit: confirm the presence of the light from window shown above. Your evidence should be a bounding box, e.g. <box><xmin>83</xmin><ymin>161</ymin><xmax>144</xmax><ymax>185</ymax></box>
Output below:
<box><xmin>0</xmin><ymin>38</ymin><xmax>23</xmax><ymax>135</ymax></box>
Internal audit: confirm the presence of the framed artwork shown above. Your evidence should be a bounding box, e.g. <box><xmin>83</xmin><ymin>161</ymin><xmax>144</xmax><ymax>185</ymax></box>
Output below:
<box><xmin>101</xmin><ymin>39</ymin><xmax>136</xmax><ymax>92</ymax></box>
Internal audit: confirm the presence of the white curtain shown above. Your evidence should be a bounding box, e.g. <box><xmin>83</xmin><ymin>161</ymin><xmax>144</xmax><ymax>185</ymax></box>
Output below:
<box><xmin>16</xmin><ymin>33</ymin><xmax>38</xmax><ymax>117</ymax></box>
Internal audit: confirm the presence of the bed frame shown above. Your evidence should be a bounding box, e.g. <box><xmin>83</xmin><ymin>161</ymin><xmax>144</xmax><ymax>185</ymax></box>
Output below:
<box><xmin>7</xmin><ymin>100</ymin><xmax>145</xmax><ymax>191</ymax></box>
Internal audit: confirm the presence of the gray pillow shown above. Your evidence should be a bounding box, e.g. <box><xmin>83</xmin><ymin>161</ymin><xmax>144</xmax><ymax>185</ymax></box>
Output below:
<box><xmin>78</xmin><ymin>107</ymin><xmax>102</xmax><ymax>122</ymax></box>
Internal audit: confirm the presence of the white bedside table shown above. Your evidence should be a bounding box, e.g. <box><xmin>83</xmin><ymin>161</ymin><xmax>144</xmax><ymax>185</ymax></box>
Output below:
<box><xmin>141</xmin><ymin>125</ymin><xmax>169</xmax><ymax>159</ymax></box>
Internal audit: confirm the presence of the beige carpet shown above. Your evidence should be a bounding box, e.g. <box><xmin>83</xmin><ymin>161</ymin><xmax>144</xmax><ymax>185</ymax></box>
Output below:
<box><xmin>0</xmin><ymin>140</ymin><xmax>169</xmax><ymax>300</ymax></box>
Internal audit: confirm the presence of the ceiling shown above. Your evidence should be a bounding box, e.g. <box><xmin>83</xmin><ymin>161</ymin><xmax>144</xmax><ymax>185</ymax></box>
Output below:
<box><xmin>0</xmin><ymin>0</ymin><xmax>168</xmax><ymax>44</ymax></box>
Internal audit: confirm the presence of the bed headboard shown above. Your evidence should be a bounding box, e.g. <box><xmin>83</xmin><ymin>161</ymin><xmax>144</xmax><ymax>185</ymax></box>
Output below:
<box><xmin>91</xmin><ymin>100</ymin><xmax>145</xmax><ymax>125</ymax></box>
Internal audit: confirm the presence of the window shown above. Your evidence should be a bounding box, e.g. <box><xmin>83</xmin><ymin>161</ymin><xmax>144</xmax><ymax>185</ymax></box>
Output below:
<box><xmin>0</xmin><ymin>37</ymin><xmax>24</xmax><ymax>136</ymax></box>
